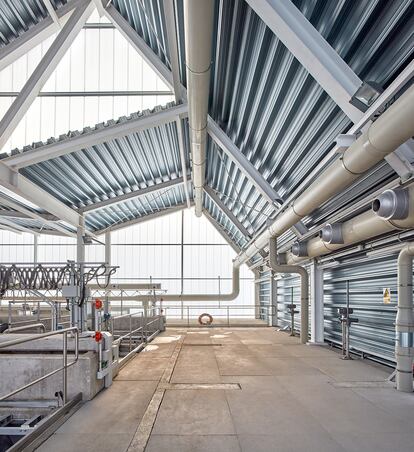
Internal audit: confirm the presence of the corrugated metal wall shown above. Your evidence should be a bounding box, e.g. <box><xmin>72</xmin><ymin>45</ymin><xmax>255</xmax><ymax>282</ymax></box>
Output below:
<box><xmin>258</xmin><ymin>253</ymin><xmax>406</xmax><ymax>364</ymax></box>
<box><xmin>324</xmin><ymin>255</ymin><xmax>400</xmax><ymax>363</ymax></box>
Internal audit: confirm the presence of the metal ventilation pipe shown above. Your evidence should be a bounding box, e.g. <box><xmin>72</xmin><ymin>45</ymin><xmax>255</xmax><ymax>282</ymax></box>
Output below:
<box><xmin>234</xmin><ymin>84</ymin><xmax>414</xmax><ymax>267</ymax></box>
<box><xmin>396</xmin><ymin>243</ymin><xmax>414</xmax><ymax>392</ymax></box>
<box><xmin>184</xmin><ymin>0</ymin><xmax>215</xmax><ymax>217</ymax></box>
<box><xmin>372</xmin><ymin>188</ymin><xmax>410</xmax><ymax>220</ymax></box>
<box><xmin>269</xmin><ymin>237</ymin><xmax>309</xmax><ymax>344</ymax></box>
<box><xmin>118</xmin><ymin>267</ymin><xmax>239</xmax><ymax>302</ymax></box>
<box><xmin>286</xmin><ymin>186</ymin><xmax>414</xmax><ymax>264</ymax></box>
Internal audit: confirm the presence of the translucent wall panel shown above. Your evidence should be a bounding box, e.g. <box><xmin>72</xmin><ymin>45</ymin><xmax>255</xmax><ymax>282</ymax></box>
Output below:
<box><xmin>0</xmin><ymin>208</ymin><xmax>255</xmax><ymax>317</ymax></box>
<box><xmin>0</xmin><ymin>231</ymin><xmax>34</xmax><ymax>263</ymax></box>
<box><xmin>0</xmin><ymin>12</ymin><xmax>173</xmax><ymax>152</ymax></box>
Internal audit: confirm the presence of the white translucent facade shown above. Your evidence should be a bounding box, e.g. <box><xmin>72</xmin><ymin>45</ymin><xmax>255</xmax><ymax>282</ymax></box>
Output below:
<box><xmin>0</xmin><ymin>209</ymin><xmax>254</xmax><ymax>318</ymax></box>
<box><xmin>0</xmin><ymin>10</ymin><xmax>173</xmax><ymax>152</ymax></box>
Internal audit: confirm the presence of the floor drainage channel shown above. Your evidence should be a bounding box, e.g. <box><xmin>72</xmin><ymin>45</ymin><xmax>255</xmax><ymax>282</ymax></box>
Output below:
<box><xmin>331</xmin><ymin>381</ymin><xmax>393</xmax><ymax>388</ymax></box>
<box><xmin>159</xmin><ymin>383</ymin><xmax>241</xmax><ymax>390</ymax></box>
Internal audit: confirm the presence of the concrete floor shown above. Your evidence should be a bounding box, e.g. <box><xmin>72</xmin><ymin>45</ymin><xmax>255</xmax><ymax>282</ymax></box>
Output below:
<box><xmin>37</xmin><ymin>328</ymin><xmax>414</xmax><ymax>452</ymax></box>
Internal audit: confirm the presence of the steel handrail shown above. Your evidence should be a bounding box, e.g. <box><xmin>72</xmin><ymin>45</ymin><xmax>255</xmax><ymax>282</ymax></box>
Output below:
<box><xmin>0</xmin><ymin>327</ymin><xmax>79</xmax><ymax>405</ymax></box>
<box><xmin>4</xmin><ymin>323</ymin><xmax>46</xmax><ymax>334</ymax></box>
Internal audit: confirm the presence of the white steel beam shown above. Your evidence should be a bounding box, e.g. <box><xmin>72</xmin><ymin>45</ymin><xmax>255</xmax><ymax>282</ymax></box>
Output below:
<box><xmin>104</xmin><ymin>4</ymin><xmax>173</xmax><ymax>90</ymax></box>
<box><xmin>0</xmin><ymin>0</ymin><xmax>84</xmax><ymax>72</ymax></box>
<box><xmin>204</xmin><ymin>185</ymin><xmax>251</xmax><ymax>239</ymax></box>
<box><xmin>175</xmin><ymin>118</ymin><xmax>192</xmax><ymax>209</ymax></box>
<box><xmin>3</xmin><ymin>103</ymin><xmax>188</xmax><ymax>169</ymax></box>
<box><xmin>164</xmin><ymin>0</ymin><xmax>185</xmax><ymax>102</ymax></box>
<box><xmin>203</xmin><ymin>208</ymin><xmax>242</xmax><ymax>255</ymax></box>
<box><xmin>92</xmin><ymin>0</ymin><xmax>107</xmax><ymax>17</ymax></box>
<box><xmin>0</xmin><ymin>161</ymin><xmax>81</xmax><ymax>228</ymax></box>
<box><xmin>207</xmin><ymin>116</ymin><xmax>283</xmax><ymax>206</ymax></box>
<box><xmin>163</xmin><ymin>0</ymin><xmax>191</xmax><ymax>209</ymax></box>
<box><xmin>96</xmin><ymin>202</ymin><xmax>192</xmax><ymax>234</ymax></box>
<box><xmin>0</xmin><ymin>0</ymin><xmax>94</xmax><ymax>151</ymax></box>
<box><xmin>0</xmin><ymin>192</ymin><xmax>76</xmax><ymax>237</ymax></box>
<box><xmin>42</xmin><ymin>0</ymin><xmax>62</xmax><ymax>28</ymax></box>
<box><xmin>81</xmin><ymin>176</ymin><xmax>186</xmax><ymax>213</ymax></box>
<box><xmin>0</xmin><ymin>217</ymin><xmax>39</xmax><ymax>235</ymax></box>
<box><xmin>246</xmin><ymin>0</ymin><xmax>362</xmax><ymax>122</ymax></box>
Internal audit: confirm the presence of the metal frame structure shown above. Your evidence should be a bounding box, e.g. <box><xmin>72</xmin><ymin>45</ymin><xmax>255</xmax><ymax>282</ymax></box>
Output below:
<box><xmin>0</xmin><ymin>0</ymin><xmax>412</xmax><ymax>369</ymax></box>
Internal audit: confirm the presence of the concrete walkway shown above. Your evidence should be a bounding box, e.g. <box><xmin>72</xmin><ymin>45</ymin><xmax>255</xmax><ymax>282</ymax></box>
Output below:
<box><xmin>37</xmin><ymin>328</ymin><xmax>414</xmax><ymax>452</ymax></box>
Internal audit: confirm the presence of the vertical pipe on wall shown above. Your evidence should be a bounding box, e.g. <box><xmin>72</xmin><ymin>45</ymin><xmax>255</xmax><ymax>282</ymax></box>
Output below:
<box><xmin>396</xmin><ymin>243</ymin><xmax>414</xmax><ymax>392</ymax></box>
<box><xmin>268</xmin><ymin>237</ymin><xmax>309</xmax><ymax>344</ymax></box>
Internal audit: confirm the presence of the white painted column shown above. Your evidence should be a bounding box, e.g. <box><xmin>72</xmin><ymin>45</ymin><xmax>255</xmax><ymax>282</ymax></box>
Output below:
<box><xmin>310</xmin><ymin>260</ymin><xmax>324</xmax><ymax>344</ymax></box>
<box><xmin>33</xmin><ymin>234</ymin><xmax>38</xmax><ymax>264</ymax></box>
<box><xmin>76</xmin><ymin>216</ymin><xmax>86</xmax><ymax>331</ymax></box>
<box><xmin>270</xmin><ymin>270</ymin><xmax>278</xmax><ymax>327</ymax></box>
<box><xmin>104</xmin><ymin>230</ymin><xmax>111</xmax><ymax>321</ymax></box>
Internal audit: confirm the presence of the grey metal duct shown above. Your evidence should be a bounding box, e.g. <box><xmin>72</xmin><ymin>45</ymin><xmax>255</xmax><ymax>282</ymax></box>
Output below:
<box><xmin>114</xmin><ymin>266</ymin><xmax>240</xmax><ymax>302</ymax></box>
<box><xmin>234</xmin><ymin>84</ymin><xmax>414</xmax><ymax>267</ymax></box>
<box><xmin>286</xmin><ymin>186</ymin><xmax>414</xmax><ymax>264</ymax></box>
<box><xmin>269</xmin><ymin>237</ymin><xmax>309</xmax><ymax>344</ymax></box>
<box><xmin>396</xmin><ymin>243</ymin><xmax>414</xmax><ymax>392</ymax></box>
<box><xmin>184</xmin><ymin>0</ymin><xmax>215</xmax><ymax>217</ymax></box>
<box><xmin>372</xmin><ymin>187</ymin><xmax>410</xmax><ymax>220</ymax></box>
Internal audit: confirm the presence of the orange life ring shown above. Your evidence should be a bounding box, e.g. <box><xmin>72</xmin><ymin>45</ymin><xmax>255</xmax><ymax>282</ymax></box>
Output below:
<box><xmin>198</xmin><ymin>313</ymin><xmax>213</xmax><ymax>325</ymax></box>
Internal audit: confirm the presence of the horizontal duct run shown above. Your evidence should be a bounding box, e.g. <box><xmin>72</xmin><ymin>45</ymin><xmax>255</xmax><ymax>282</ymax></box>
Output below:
<box><xmin>233</xmin><ymin>84</ymin><xmax>414</xmax><ymax>268</ymax></box>
<box><xmin>286</xmin><ymin>186</ymin><xmax>414</xmax><ymax>264</ymax></box>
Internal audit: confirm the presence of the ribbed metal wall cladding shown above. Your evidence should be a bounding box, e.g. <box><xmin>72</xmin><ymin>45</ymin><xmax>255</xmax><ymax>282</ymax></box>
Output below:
<box><xmin>324</xmin><ymin>254</ymin><xmax>400</xmax><ymax>363</ymax></box>
<box><xmin>259</xmin><ymin>254</ymin><xmax>405</xmax><ymax>364</ymax></box>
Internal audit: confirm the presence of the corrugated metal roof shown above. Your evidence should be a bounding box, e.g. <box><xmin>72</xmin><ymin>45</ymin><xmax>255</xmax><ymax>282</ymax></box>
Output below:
<box><xmin>1</xmin><ymin>0</ymin><xmax>413</xmax><ymax>250</ymax></box>
<box><xmin>0</xmin><ymin>0</ymin><xmax>68</xmax><ymax>47</ymax></box>
<box><xmin>3</xmin><ymin>102</ymin><xmax>190</xmax><ymax>231</ymax></box>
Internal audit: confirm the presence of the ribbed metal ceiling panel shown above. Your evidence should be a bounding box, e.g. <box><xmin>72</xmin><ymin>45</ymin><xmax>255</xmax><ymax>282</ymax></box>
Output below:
<box><xmin>0</xmin><ymin>0</ymin><xmax>67</xmax><ymax>47</ymax></box>
<box><xmin>1</xmin><ymin>0</ymin><xmax>413</xmax><ymax>246</ymax></box>
<box><xmin>86</xmin><ymin>182</ymin><xmax>189</xmax><ymax>231</ymax></box>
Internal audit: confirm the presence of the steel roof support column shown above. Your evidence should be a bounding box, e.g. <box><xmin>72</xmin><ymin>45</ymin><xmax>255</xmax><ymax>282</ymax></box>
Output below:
<box><xmin>33</xmin><ymin>235</ymin><xmax>39</xmax><ymax>264</ymax></box>
<box><xmin>270</xmin><ymin>270</ymin><xmax>278</xmax><ymax>327</ymax></box>
<box><xmin>0</xmin><ymin>0</ymin><xmax>94</xmax><ymax>150</ymax></box>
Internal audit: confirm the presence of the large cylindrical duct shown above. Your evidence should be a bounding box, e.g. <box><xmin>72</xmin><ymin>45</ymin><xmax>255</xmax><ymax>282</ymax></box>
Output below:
<box><xmin>115</xmin><ymin>266</ymin><xmax>240</xmax><ymax>302</ymax></box>
<box><xmin>286</xmin><ymin>186</ymin><xmax>414</xmax><ymax>264</ymax></box>
<box><xmin>268</xmin><ymin>237</ymin><xmax>309</xmax><ymax>344</ymax></box>
<box><xmin>184</xmin><ymin>0</ymin><xmax>215</xmax><ymax>217</ymax></box>
<box><xmin>396</xmin><ymin>243</ymin><xmax>414</xmax><ymax>392</ymax></box>
<box><xmin>234</xmin><ymin>84</ymin><xmax>414</xmax><ymax>267</ymax></box>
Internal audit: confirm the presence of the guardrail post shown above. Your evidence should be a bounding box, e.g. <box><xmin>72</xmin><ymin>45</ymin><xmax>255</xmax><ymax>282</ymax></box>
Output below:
<box><xmin>129</xmin><ymin>314</ymin><xmax>132</xmax><ymax>352</ymax></box>
<box><xmin>63</xmin><ymin>331</ymin><xmax>68</xmax><ymax>405</ymax></box>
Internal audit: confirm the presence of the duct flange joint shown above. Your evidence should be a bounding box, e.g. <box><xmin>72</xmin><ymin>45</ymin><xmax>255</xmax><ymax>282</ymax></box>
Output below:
<box><xmin>291</xmin><ymin>241</ymin><xmax>308</xmax><ymax>257</ymax></box>
<box><xmin>372</xmin><ymin>188</ymin><xmax>409</xmax><ymax>220</ymax></box>
<box><xmin>320</xmin><ymin>223</ymin><xmax>344</xmax><ymax>244</ymax></box>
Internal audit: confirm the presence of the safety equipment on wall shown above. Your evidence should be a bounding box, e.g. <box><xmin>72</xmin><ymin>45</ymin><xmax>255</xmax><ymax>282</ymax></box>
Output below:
<box><xmin>198</xmin><ymin>313</ymin><xmax>213</xmax><ymax>325</ymax></box>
